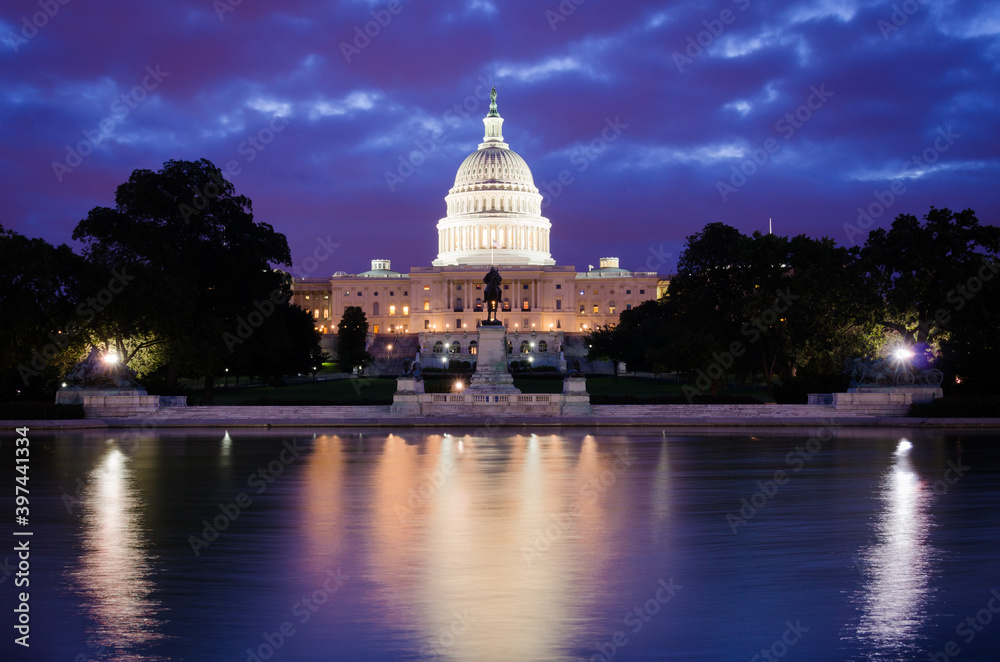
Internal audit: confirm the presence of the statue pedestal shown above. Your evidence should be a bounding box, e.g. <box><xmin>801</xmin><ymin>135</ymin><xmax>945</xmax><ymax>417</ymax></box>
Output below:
<box><xmin>561</xmin><ymin>376</ymin><xmax>593</xmax><ymax>415</ymax></box>
<box><xmin>467</xmin><ymin>325</ymin><xmax>519</xmax><ymax>394</ymax></box>
<box><xmin>390</xmin><ymin>376</ymin><xmax>425</xmax><ymax>414</ymax></box>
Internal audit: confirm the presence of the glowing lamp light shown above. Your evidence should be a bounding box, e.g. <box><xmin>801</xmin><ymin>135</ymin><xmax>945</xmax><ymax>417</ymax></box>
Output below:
<box><xmin>387</xmin><ymin>344</ymin><xmax>393</xmax><ymax>351</ymax></box>
<box><xmin>893</xmin><ymin>347</ymin><xmax>915</xmax><ymax>361</ymax></box>
<box><xmin>454</xmin><ymin>381</ymin><xmax>464</xmax><ymax>391</ymax></box>
<box><xmin>104</xmin><ymin>352</ymin><xmax>120</xmax><ymax>364</ymax></box>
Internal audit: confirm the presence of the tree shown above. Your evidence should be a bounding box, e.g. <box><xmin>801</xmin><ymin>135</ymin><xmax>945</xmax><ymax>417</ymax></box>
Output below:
<box><xmin>859</xmin><ymin>207</ymin><xmax>1000</xmax><ymax>349</ymax></box>
<box><xmin>665</xmin><ymin>223</ymin><xmax>759</xmax><ymax>393</ymax></box>
<box><xmin>337</xmin><ymin>306</ymin><xmax>371</xmax><ymax>374</ymax></box>
<box><xmin>614</xmin><ymin>300</ymin><xmax>673</xmax><ymax>374</ymax></box>
<box><xmin>72</xmin><ymin>159</ymin><xmax>293</xmax><ymax>402</ymax></box>
<box><xmin>0</xmin><ymin>225</ymin><xmax>85</xmax><ymax>399</ymax></box>
<box><xmin>937</xmin><ymin>272</ymin><xmax>1000</xmax><ymax>393</ymax></box>
<box><xmin>585</xmin><ymin>325</ymin><xmax>627</xmax><ymax>376</ymax></box>
<box><xmin>661</xmin><ymin>223</ymin><xmax>879</xmax><ymax>397</ymax></box>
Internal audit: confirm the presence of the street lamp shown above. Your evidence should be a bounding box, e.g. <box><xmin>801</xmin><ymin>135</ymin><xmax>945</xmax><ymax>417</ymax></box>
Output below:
<box><xmin>893</xmin><ymin>347</ymin><xmax>914</xmax><ymax>361</ymax></box>
<box><xmin>225</xmin><ymin>367</ymin><xmax>229</xmax><ymax>389</ymax></box>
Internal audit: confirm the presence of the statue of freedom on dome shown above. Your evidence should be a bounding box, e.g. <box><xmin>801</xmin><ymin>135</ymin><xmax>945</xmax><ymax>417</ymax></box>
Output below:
<box><xmin>488</xmin><ymin>86</ymin><xmax>499</xmax><ymax>117</ymax></box>
<box><xmin>483</xmin><ymin>267</ymin><xmax>503</xmax><ymax>325</ymax></box>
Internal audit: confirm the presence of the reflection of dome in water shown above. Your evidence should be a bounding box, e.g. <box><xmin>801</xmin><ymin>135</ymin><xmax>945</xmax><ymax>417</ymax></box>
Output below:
<box><xmin>433</xmin><ymin>89</ymin><xmax>554</xmax><ymax>267</ymax></box>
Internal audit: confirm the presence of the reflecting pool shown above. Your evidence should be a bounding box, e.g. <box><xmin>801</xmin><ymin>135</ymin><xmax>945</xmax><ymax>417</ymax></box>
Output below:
<box><xmin>9</xmin><ymin>427</ymin><xmax>1000</xmax><ymax>661</ymax></box>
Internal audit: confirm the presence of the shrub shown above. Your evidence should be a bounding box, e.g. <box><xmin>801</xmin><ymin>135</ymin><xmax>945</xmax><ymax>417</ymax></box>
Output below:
<box><xmin>447</xmin><ymin>359</ymin><xmax>473</xmax><ymax>373</ymax></box>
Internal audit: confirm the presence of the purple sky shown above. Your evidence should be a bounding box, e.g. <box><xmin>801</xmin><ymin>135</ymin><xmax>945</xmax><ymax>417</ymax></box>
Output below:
<box><xmin>2</xmin><ymin>0</ymin><xmax>997</xmax><ymax>276</ymax></box>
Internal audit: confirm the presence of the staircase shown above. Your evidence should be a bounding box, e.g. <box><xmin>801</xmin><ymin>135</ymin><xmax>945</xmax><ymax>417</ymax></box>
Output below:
<box><xmin>365</xmin><ymin>334</ymin><xmax>421</xmax><ymax>376</ymax></box>
<box><xmin>561</xmin><ymin>333</ymin><xmax>615</xmax><ymax>374</ymax></box>
<box><xmin>591</xmin><ymin>404</ymin><xmax>858</xmax><ymax>418</ymax></box>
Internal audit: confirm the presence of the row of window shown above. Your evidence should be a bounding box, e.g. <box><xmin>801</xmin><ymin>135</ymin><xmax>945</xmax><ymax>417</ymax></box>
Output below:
<box><xmin>341</xmin><ymin>290</ymin><xmax>408</xmax><ymax>297</ymax></box>
<box><xmin>431</xmin><ymin>339</ymin><xmax>551</xmax><ymax>355</ymax></box>
<box><xmin>423</xmin><ymin>319</ymin><xmax>564</xmax><ymax>330</ymax></box>
<box><xmin>578</xmin><ymin>288</ymin><xmax>645</xmax><ymax>296</ymax></box>
<box><xmin>370</xmin><ymin>303</ymin><xmax>408</xmax><ymax>316</ymax></box>
<box><xmin>577</xmin><ymin>302</ymin><xmax>631</xmax><ymax>315</ymax></box>
<box><xmin>308</xmin><ymin>286</ymin><xmax>646</xmax><ymax>300</ymax></box>
<box><xmin>318</xmin><ymin>301</ymin><xmax>627</xmax><ymax>321</ymax></box>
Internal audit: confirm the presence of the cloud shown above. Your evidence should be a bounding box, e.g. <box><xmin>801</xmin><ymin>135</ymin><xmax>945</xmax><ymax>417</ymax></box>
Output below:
<box><xmin>496</xmin><ymin>56</ymin><xmax>599</xmax><ymax>83</ymax></box>
<box><xmin>0</xmin><ymin>0</ymin><xmax>997</xmax><ymax>276</ymax></box>
<box><xmin>306</xmin><ymin>90</ymin><xmax>381</xmax><ymax>120</ymax></box>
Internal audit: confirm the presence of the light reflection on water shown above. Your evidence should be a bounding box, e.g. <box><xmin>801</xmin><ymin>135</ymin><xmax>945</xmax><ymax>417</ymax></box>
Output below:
<box><xmin>848</xmin><ymin>437</ymin><xmax>936</xmax><ymax>658</ymax></box>
<box><xmin>33</xmin><ymin>428</ymin><xmax>1000</xmax><ymax>661</ymax></box>
<box><xmin>69</xmin><ymin>445</ymin><xmax>167</xmax><ymax>660</ymax></box>
<box><xmin>365</xmin><ymin>433</ymin><xmax>621</xmax><ymax>661</ymax></box>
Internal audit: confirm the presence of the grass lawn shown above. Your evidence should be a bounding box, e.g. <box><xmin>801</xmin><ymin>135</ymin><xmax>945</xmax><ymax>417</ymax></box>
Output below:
<box><xmin>193</xmin><ymin>377</ymin><xmax>397</xmax><ymax>405</ymax></box>
<box><xmin>584</xmin><ymin>376</ymin><xmax>685</xmax><ymax>397</ymax></box>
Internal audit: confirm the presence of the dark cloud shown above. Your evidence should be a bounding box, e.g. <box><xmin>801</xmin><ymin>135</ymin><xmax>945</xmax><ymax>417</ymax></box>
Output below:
<box><xmin>1</xmin><ymin>0</ymin><xmax>996</xmax><ymax>274</ymax></box>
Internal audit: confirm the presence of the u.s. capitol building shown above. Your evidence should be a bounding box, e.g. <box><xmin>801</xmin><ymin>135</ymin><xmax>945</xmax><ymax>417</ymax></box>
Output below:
<box><xmin>291</xmin><ymin>91</ymin><xmax>667</xmax><ymax>364</ymax></box>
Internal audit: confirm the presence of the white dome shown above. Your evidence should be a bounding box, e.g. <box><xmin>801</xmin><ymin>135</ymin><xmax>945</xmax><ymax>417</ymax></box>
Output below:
<box><xmin>452</xmin><ymin>147</ymin><xmax>537</xmax><ymax>193</ymax></box>
<box><xmin>433</xmin><ymin>89</ymin><xmax>555</xmax><ymax>267</ymax></box>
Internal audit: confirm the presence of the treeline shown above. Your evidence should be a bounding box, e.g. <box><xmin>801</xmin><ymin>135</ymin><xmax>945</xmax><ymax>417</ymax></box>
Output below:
<box><xmin>588</xmin><ymin>207</ymin><xmax>1000</xmax><ymax>399</ymax></box>
<box><xmin>1</xmin><ymin>159</ymin><xmax>324</xmax><ymax>403</ymax></box>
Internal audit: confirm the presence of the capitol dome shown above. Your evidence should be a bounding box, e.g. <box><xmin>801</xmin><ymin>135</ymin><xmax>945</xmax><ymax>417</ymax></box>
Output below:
<box><xmin>433</xmin><ymin>89</ymin><xmax>555</xmax><ymax>267</ymax></box>
<box><xmin>453</xmin><ymin>147</ymin><xmax>535</xmax><ymax>191</ymax></box>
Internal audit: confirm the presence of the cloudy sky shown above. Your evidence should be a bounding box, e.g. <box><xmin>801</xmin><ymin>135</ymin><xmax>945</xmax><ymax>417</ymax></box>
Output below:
<box><xmin>2</xmin><ymin>0</ymin><xmax>997</xmax><ymax>276</ymax></box>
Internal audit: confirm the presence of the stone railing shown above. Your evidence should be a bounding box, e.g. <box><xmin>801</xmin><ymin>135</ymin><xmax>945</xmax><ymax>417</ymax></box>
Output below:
<box><xmin>392</xmin><ymin>377</ymin><xmax>590</xmax><ymax>416</ymax></box>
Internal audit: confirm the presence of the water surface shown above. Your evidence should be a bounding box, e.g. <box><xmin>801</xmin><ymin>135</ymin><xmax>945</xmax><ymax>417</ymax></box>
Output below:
<box><xmin>8</xmin><ymin>426</ymin><xmax>1000</xmax><ymax>661</ymax></box>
